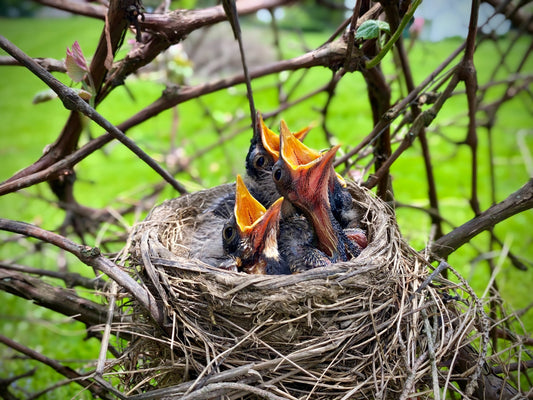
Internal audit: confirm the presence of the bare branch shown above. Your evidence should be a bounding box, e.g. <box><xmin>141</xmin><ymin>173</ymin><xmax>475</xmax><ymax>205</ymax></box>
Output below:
<box><xmin>0</xmin><ymin>34</ymin><xmax>187</xmax><ymax>195</ymax></box>
<box><xmin>34</xmin><ymin>0</ymin><xmax>107</xmax><ymax>19</ymax></box>
<box><xmin>0</xmin><ymin>55</ymin><xmax>65</xmax><ymax>72</ymax></box>
<box><xmin>0</xmin><ymin>267</ymin><xmax>121</xmax><ymax>327</ymax></box>
<box><xmin>0</xmin><ymin>334</ymin><xmax>113</xmax><ymax>399</ymax></box>
<box><xmin>428</xmin><ymin>179</ymin><xmax>533</xmax><ymax>259</ymax></box>
<box><xmin>0</xmin><ymin>218</ymin><xmax>166</xmax><ymax>328</ymax></box>
<box><xmin>0</xmin><ymin>261</ymin><xmax>107</xmax><ymax>290</ymax></box>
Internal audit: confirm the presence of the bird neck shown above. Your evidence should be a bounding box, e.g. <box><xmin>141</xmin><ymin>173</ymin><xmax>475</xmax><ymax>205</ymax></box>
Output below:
<box><xmin>306</xmin><ymin>205</ymin><xmax>338</xmax><ymax>258</ymax></box>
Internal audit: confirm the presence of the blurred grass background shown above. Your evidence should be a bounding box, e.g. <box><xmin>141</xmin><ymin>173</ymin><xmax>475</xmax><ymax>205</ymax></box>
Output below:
<box><xmin>0</xmin><ymin>15</ymin><xmax>532</xmax><ymax>397</ymax></box>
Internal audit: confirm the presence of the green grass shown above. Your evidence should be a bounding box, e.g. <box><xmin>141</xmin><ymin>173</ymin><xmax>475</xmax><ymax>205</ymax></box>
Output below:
<box><xmin>1</xmin><ymin>16</ymin><xmax>532</xmax><ymax>397</ymax></box>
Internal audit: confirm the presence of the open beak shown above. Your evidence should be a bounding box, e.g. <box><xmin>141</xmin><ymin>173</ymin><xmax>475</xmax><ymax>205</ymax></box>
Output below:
<box><xmin>279</xmin><ymin>120</ymin><xmax>345</xmax><ymax>188</ymax></box>
<box><xmin>259</xmin><ymin>114</ymin><xmax>281</xmax><ymax>161</ymax></box>
<box><xmin>235</xmin><ymin>174</ymin><xmax>283</xmax><ymax>251</ymax></box>
<box><xmin>279</xmin><ymin>120</ymin><xmax>321</xmax><ymax>166</ymax></box>
<box><xmin>235</xmin><ymin>174</ymin><xmax>266</xmax><ymax>233</ymax></box>
<box><xmin>234</xmin><ymin>177</ymin><xmax>284</xmax><ymax>274</ymax></box>
<box><xmin>277</xmin><ymin>135</ymin><xmax>342</xmax><ymax>257</ymax></box>
<box><xmin>259</xmin><ymin>116</ymin><xmax>313</xmax><ymax>162</ymax></box>
<box><xmin>248</xmin><ymin>196</ymin><xmax>283</xmax><ymax>250</ymax></box>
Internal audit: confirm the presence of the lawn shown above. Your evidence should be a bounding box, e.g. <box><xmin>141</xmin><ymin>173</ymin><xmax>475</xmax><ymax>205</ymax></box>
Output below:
<box><xmin>1</xmin><ymin>15</ymin><xmax>532</xmax><ymax>397</ymax></box>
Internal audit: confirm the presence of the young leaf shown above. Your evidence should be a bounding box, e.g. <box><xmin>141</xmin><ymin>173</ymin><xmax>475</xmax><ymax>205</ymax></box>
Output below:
<box><xmin>66</xmin><ymin>41</ymin><xmax>89</xmax><ymax>82</ymax></box>
<box><xmin>32</xmin><ymin>89</ymin><xmax>58</xmax><ymax>104</ymax></box>
<box><xmin>355</xmin><ymin>20</ymin><xmax>391</xmax><ymax>40</ymax></box>
<box><xmin>74</xmin><ymin>88</ymin><xmax>93</xmax><ymax>101</ymax></box>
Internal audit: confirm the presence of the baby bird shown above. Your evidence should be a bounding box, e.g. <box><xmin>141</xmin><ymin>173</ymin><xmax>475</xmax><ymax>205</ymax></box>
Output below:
<box><xmin>273</xmin><ymin>124</ymin><xmax>364</xmax><ymax>262</ymax></box>
<box><xmin>221</xmin><ymin>175</ymin><xmax>290</xmax><ymax>275</ymax></box>
<box><xmin>210</xmin><ymin>112</ymin><xmax>311</xmax><ymax>218</ymax></box>
<box><xmin>190</xmin><ymin>114</ymin><xmax>310</xmax><ymax>267</ymax></box>
<box><xmin>278</xmin><ymin>121</ymin><xmax>357</xmax><ymax>229</ymax></box>
<box><xmin>244</xmin><ymin>112</ymin><xmax>311</xmax><ymax>207</ymax></box>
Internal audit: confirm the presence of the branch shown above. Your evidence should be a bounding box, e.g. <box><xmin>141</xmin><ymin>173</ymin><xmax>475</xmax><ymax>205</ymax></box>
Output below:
<box><xmin>428</xmin><ymin>179</ymin><xmax>533</xmax><ymax>259</ymax></box>
<box><xmin>363</xmin><ymin>71</ymin><xmax>461</xmax><ymax>189</ymax></box>
<box><xmin>101</xmin><ymin>0</ymin><xmax>295</xmax><ymax>98</ymax></box>
<box><xmin>334</xmin><ymin>40</ymin><xmax>466</xmax><ymax>168</ymax></box>
<box><xmin>34</xmin><ymin>0</ymin><xmax>107</xmax><ymax>19</ymax></box>
<box><xmin>0</xmin><ymin>55</ymin><xmax>65</xmax><ymax>72</ymax></box>
<box><xmin>0</xmin><ymin>267</ymin><xmax>121</xmax><ymax>328</ymax></box>
<box><xmin>365</xmin><ymin>0</ymin><xmax>422</xmax><ymax>69</ymax></box>
<box><xmin>3</xmin><ymin>0</ymin><xmax>135</xmax><ymax>187</ymax></box>
<box><xmin>481</xmin><ymin>0</ymin><xmax>533</xmax><ymax>35</ymax></box>
<box><xmin>0</xmin><ymin>218</ymin><xmax>166</xmax><ymax>328</ymax></box>
<box><xmin>0</xmin><ymin>334</ymin><xmax>114</xmax><ymax>400</ymax></box>
<box><xmin>0</xmin><ymin>261</ymin><xmax>107</xmax><ymax>290</ymax></box>
<box><xmin>0</xmin><ymin>369</ymin><xmax>36</xmax><ymax>400</ymax></box>
<box><xmin>0</xmin><ymin>34</ymin><xmax>187</xmax><ymax>195</ymax></box>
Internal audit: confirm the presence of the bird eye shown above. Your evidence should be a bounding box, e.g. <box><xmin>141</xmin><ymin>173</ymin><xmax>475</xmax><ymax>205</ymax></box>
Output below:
<box><xmin>253</xmin><ymin>153</ymin><xmax>272</xmax><ymax>171</ymax></box>
<box><xmin>272</xmin><ymin>165</ymin><xmax>283</xmax><ymax>182</ymax></box>
<box><xmin>222</xmin><ymin>225</ymin><xmax>235</xmax><ymax>242</ymax></box>
<box><xmin>255</xmin><ymin>155</ymin><xmax>265</xmax><ymax>168</ymax></box>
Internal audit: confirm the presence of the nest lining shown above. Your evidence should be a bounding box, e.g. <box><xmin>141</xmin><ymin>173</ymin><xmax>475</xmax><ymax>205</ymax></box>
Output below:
<box><xmin>120</xmin><ymin>181</ymin><xmax>491</xmax><ymax>399</ymax></box>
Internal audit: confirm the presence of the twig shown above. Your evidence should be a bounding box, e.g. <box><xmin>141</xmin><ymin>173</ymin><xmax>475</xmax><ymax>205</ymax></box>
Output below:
<box><xmin>96</xmin><ymin>281</ymin><xmax>118</xmax><ymax>376</ymax></box>
<box><xmin>422</xmin><ymin>309</ymin><xmax>440</xmax><ymax>400</ymax></box>
<box><xmin>0</xmin><ymin>369</ymin><xmax>36</xmax><ymax>400</ymax></box>
<box><xmin>0</xmin><ymin>218</ymin><xmax>166</xmax><ymax>328</ymax></box>
<box><xmin>363</xmin><ymin>71</ymin><xmax>462</xmax><ymax>189</ymax></box>
<box><xmin>334</xmin><ymin>40</ymin><xmax>466</xmax><ymax>168</ymax></box>
<box><xmin>0</xmin><ymin>334</ymin><xmax>113</xmax><ymax>400</ymax></box>
<box><xmin>34</xmin><ymin>0</ymin><xmax>106</xmax><ymax>19</ymax></box>
<box><xmin>0</xmin><ymin>267</ymin><xmax>120</xmax><ymax>327</ymax></box>
<box><xmin>0</xmin><ymin>55</ymin><xmax>65</xmax><ymax>72</ymax></box>
<box><xmin>409</xmin><ymin>261</ymin><xmax>449</xmax><ymax>301</ymax></box>
<box><xmin>365</xmin><ymin>0</ymin><xmax>422</xmax><ymax>69</ymax></box>
<box><xmin>221</xmin><ymin>0</ymin><xmax>257</xmax><ymax>130</ymax></box>
<box><xmin>180</xmin><ymin>382</ymin><xmax>287</xmax><ymax>400</ymax></box>
<box><xmin>0</xmin><ymin>261</ymin><xmax>106</xmax><ymax>290</ymax></box>
<box><xmin>459</xmin><ymin>0</ymin><xmax>482</xmax><ymax>217</ymax></box>
<box><xmin>429</xmin><ymin>179</ymin><xmax>533</xmax><ymax>259</ymax></box>
<box><xmin>493</xmin><ymin>360</ymin><xmax>533</xmax><ymax>375</ymax></box>
<box><xmin>0</xmin><ymin>34</ymin><xmax>187</xmax><ymax>195</ymax></box>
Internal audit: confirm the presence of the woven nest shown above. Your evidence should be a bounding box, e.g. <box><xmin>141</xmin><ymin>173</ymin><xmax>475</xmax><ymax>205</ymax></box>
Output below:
<box><xmin>121</xmin><ymin>181</ymin><xmax>492</xmax><ymax>399</ymax></box>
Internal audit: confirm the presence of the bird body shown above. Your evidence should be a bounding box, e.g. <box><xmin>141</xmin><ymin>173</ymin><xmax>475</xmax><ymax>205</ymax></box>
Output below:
<box><xmin>187</xmin><ymin>184</ymin><xmax>235</xmax><ymax>268</ymax></box>
<box><xmin>278</xmin><ymin>201</ymin><xmax>331</xmax><ymax>273</ymax></box>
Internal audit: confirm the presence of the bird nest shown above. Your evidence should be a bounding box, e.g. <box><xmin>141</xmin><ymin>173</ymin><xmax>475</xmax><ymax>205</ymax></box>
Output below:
<box><xmin>120</xmin><ymin>181</ymin><xmax>493</xmax><ymax>399</ymax></box>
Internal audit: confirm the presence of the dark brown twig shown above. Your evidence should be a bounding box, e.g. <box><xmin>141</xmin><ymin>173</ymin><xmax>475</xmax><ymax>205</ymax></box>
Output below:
<box><xmin>429</xmin><ymin>179</ymin><xmax>533</xmax><ymax>259</ymax></box>
<box><xmin>0</xmin><ymin>34</ymin><xmax>187</xmax><ymax>195</ymax></box>
<box><xmin>0</xmin><ymin>218</ymin><xmax>166</xmax><ymax>328</ymax></box>
<box><xmin>0</xmin><ymin>334</ymin><xmax>114</xmax><ymax>400</ymax></box>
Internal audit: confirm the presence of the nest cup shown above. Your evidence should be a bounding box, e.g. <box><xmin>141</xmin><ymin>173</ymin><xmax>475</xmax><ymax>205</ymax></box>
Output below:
<box><xmin>122</xmin><ymin>181</ymin><xmax>489</xmax><ymax>399</ymax></box>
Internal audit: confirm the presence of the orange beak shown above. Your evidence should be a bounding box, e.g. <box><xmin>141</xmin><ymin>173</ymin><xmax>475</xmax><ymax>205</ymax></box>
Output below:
<box><xmin>259</xmin><ymin>115</ymin><xmax>312</xmax><ymax>162</ymax></box>
<box><xmin>279</xmin><ymin>120</ymin><xmax>321</xmax><ymax>166</ymax></box>
<box><xmin>235</xmin><ymin>174</ymin><xmax>267</xmax><ymax>232</ymax></box>
<box><xmin>279</xmin><ymin>120</ymin><xmax>346</xmax><ymax>188</ymax></box>
<box><xmin>275</xmin><ymin>136</ymin><xmax>342</xmax><ymax>258</ymax></box>
<box><xmin>234</xmin><ymin>175</ymin><xmax>284</xmax><ymax>272</ymax></box>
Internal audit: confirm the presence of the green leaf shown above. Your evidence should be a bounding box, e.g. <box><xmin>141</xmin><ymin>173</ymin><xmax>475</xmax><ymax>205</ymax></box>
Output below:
<box><xmin>355</xmin><ymin>20</ymin><xmax>391</xmax><ymax>40</ymax></box>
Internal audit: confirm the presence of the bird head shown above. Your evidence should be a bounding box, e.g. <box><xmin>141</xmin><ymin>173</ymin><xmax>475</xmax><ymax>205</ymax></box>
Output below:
<box><xmin>222</xmin><ymin>175</ymin><xmax>284</xmax><ymax>274</ymax></box>
<box><xmin>245</xmin><ymin>112</ymin><xmax>311</xmax><ymax>181</ymax></box>
<box><xmin>273</xmin><ymin>128</ymin><xmax>342</xmax><ymax>258</ymax></box>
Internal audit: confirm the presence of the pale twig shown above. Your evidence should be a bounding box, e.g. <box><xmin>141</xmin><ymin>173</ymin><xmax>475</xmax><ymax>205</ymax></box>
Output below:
<box><xmin>96</xmin><ymin>281</ymin><xmax>118</xmax><ymax>375</ymax></box>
